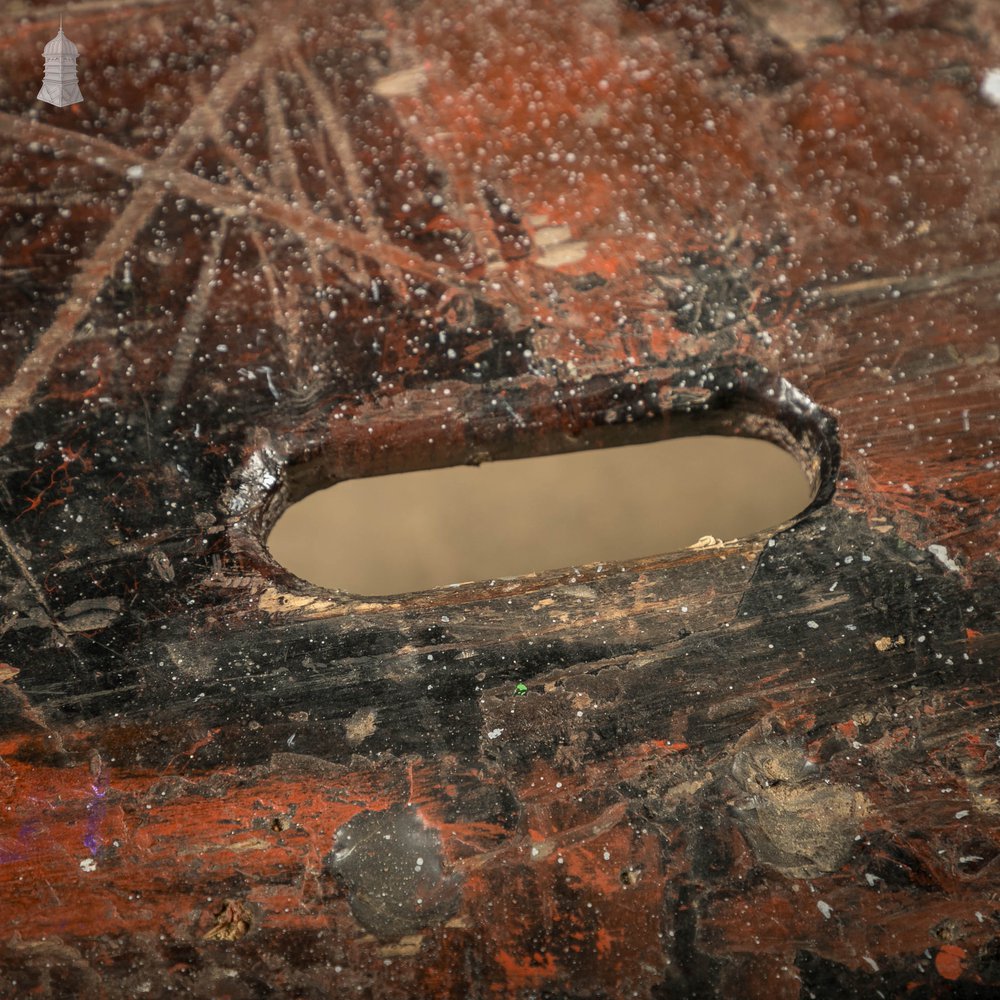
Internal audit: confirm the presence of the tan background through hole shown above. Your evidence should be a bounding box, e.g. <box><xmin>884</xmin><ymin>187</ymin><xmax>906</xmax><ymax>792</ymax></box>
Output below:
<box><xmin>268</xmin><ymin>435</ymin><xmax>813</xmax><ymax>595</ymax></box>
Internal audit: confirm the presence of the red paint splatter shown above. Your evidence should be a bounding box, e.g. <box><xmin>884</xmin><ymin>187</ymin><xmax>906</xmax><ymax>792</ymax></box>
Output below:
<box><xmin>934</xmin><ymin>945</ymin><xmax>967</xmax><ymax>981</ymax></box>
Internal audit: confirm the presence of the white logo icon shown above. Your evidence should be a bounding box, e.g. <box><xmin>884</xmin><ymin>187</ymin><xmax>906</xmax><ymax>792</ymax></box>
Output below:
<box><xmin>37</xmin><ymin>18</ymin><xmax>83</xmax><ymax>107</ymax></box>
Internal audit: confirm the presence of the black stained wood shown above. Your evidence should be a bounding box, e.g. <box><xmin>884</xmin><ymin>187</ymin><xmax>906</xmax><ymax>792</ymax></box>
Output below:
<box><xmin>1</xmin><ymin>1</ymin><xmax>999</xmax><ymax>997</ymax></box>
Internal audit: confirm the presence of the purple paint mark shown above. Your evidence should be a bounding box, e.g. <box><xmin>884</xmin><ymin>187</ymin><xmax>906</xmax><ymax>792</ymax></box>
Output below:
<box><xmin>18</xmin><ymin>819</ymin><xmax>42</xmax><ymax>841</ymax></box>
<box><xmin>83</xmin><ymin>774</ymin><xmax>109</xmax><ymax>856</ymax></box>
<box><xmin>0</xmin><ymin>819</ymin><xmax>42</xmax><ymax>865</ymax></box>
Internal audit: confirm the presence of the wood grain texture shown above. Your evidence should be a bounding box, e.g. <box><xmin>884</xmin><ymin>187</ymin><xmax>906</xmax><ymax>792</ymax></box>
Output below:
<box><xmin>1</xmin><ymin>1</ymin><xmax>998</xmax><ymax>997</ymax></box>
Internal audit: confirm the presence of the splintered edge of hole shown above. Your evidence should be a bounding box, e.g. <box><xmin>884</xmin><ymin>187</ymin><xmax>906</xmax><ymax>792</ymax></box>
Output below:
<box><xmin>268</xmin><ymin>435</ymin><xmax>815</xmax><ymax>597</ymax></box>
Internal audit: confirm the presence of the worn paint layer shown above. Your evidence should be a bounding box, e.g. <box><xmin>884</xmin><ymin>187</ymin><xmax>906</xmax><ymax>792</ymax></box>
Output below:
<box><xmin>1</xmin><ymin>0</ymin><xmax>999</xmax><ymax>997</ymax></box>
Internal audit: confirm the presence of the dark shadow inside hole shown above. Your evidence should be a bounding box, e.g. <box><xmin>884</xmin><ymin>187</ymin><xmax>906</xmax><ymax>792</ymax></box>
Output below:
<box><xmin>268</xmin><ymin>435</ymin><xmax>814</xmax><ymax>595</ymax></box>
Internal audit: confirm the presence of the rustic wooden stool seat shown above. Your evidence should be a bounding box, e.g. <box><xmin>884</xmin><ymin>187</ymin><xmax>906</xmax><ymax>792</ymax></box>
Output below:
<box><xmin>1</xmin><ymin>2</ymin><xmax>998</xmax><ymax>997</ymax></box>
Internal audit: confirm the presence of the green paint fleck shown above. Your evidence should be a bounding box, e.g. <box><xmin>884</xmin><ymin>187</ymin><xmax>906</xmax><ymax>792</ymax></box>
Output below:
<box><xmin>514</xmin><ymin>683</ymin><xmax>528</xmax><ymax>696</ymax></box>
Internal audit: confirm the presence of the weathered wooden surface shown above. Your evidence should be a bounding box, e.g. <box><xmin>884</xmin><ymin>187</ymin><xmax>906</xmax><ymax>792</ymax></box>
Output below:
<box><xmin>1</xmin><ymin>1</ymin><xmax>999</xmax><ymax>996</ymax></box>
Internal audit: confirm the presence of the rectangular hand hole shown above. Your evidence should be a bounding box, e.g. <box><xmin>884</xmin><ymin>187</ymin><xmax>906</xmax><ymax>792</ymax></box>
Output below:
<box><xmin>267</xmin><ymin>435</ymin><xmax>813</xmax><ymax>595</ymax></box>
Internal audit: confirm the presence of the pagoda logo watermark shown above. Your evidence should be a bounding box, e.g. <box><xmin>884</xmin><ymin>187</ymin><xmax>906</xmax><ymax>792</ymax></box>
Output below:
<box><xmin>37</xmin><ymin>17</ymin><xmax>83</xmax><ymax>107</ymax></box>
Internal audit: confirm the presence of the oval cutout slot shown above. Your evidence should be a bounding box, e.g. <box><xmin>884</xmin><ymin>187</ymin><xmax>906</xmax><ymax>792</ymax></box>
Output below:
<box><xmin>268</xmin><ymin>435</ymin><xmax>813</xmax><ymax>596</ymax></box>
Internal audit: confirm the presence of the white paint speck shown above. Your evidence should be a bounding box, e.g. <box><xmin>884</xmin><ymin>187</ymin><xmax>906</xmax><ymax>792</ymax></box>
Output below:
<box><xmin>817</xmin><ymin>900</ymin><xmax>833</xmax><ymax>919</ymax></box>
<box><xmin>928</xmin><ymin>544</ymin><xmax>961</xmax><ymax>573</ymax></box>
<box><xmin>125</xmin><ymin>164</ymin><xmax>144</xmax><ymax>181</ymax></box>
<box><xmin>981</xmin><ymin>68</ymin><xmax>1000</xmax><ymax>106</ymax></box>
<box><xmin>372</xmin><ymin>66</ymin><xmax>427</xmax><ymax>98</ymax></box>
<box><xmin>807</xmin><ymin>620</ymin><xmax>819</xmax><ymax>629</ymax></box>
<box><xmin>955</xmin><ymin>810</ymin><xmax>970</xmax><ymax>819</ymax></box>
<box><xmin>79</xmin><ymin>858</ymin><xmax>97</xmax><ymax>872</ymax></box>
<box><xmin>863</xmin><ymin>956</ymin><xmax>880</xmax><ymax>972</ymax></box>
<box><xmin>487</xmin><ymin>728</ymin><xmax>503</xmax><ymax>740</ymax></box>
